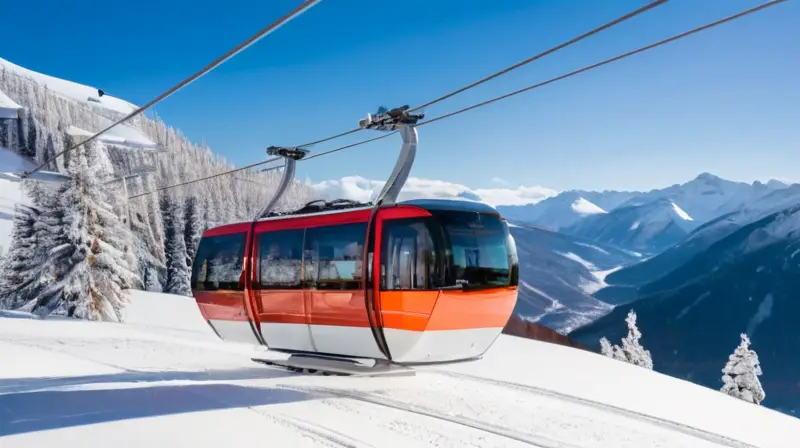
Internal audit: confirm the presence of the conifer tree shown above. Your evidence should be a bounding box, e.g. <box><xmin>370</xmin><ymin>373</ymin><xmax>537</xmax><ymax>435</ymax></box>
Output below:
<box><xmin>32</xmin><ymin>142</ymin><xmax>139</xmax><ymax>321</ymax></box>
<box><xmin>721</xmin><ymin>333</ymin><xmax>765</xmax><ymax>405</ymax></box>
<box><xmin>597</xmin><ymin>310</ymin><xmax>653</xmax><ymax>370</ymax></box>
<box><xmin>160</xmin><ymin>194</ymin><xmax>192</xmax><ymax>296</ymax></box>
<box><xmin>183</xmin><ymin>195</ymin><xmax>202</xmax><ymax>266</ymax></box>
<box><xmin>0</xmin><ymin>203</ymin><xmax>40</xmax><ymax>309</ymax></box>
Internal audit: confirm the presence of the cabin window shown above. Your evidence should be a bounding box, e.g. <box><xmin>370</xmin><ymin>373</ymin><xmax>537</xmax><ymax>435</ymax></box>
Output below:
<box><xmin>380</xmin><ymin>218</ymin><xmax>442</xmax><ymax>290</ymax></box>
<box><xmin>432</xmin><ymin>210</ymin><xmax>517</xmax><ymax>289</ymax></box>
<box><xmin>304</xmin><ymin>222</ymin><xmax>367</xmax><ymax>290</ymax></box>
<box><xmin>258</xmin><ymin>229</ymin><xmax>304</xmax><ymax>289</ymax></box>
<box><xmin>191</xmin><ymin>232</ymin><xmax>246</xmax><ymax>291</ymax></box>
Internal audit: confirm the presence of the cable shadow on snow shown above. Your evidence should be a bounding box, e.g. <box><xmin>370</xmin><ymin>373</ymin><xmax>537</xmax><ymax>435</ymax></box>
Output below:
<box><xmin>0</xmin><ymin>366</ymin><xmax>295</xmax><ymax>395</ymax></box>
<box><xmin>0</xmin><ymin>382</ymin><xmax>313</xmax><ymax>436</ymax></box>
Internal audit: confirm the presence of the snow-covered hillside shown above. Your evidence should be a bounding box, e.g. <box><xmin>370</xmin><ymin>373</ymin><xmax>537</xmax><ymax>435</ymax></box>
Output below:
<box><xmin>2</xmin><ymin>290</ymin><xmax>798</xmax><ymax>447</ymax></box>
<box><xmin>572</xmin><ymin>204</ymin><xmax>800</xmax><ymax>414</ymax></box>
<box><xmin>496</xmin><ymin>174</ymin><xmax>788</xmax><ymax>237</ymax></box>
<box><xmin>0</xmin><ymin>57</ymin><xmax>314</xmax><ymax>295</ymax></box>
<box><xmin>603</xmin><ymin>184</ymin><xmax>800</xmax><ymax>292</ymax></box>
<box><xmin>564</xmin><ymin>198</ymin><xmax>696</xmax><ymax>255</ymax></box>
<box><xmin>618</xmin><ymin>173</ymin><xmax>787</xmax><ymax>224</ymax></box>
<box><xmin>498</xmin><ymin>191</ymin><xmax>610</xmax><ymax>231</ymax></box>
<box><xmin>509</xmin><ymin>223</ymin><xmax>637</xmax><ymax>333</ymax></box>
<box><xmin>0</xmin><ymin>57</ymin><xmax>137</xmax><ymax>116</ymax></box>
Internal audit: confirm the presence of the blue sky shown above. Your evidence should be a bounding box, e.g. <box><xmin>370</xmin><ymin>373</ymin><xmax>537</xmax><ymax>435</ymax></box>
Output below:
<box><xmin>3</xmin><ymin>0</ymin><xmax>798</xmax><ymax>197</ymax></box>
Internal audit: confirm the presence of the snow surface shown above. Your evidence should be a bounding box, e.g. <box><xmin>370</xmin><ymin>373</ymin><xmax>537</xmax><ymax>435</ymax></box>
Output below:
<box><xmin>0</xmin><ymin>87</ymin><xmax>21</xmax><ymax>119</ymax></box>
<box><xmin>2</xmin><ymin>290</ymin><xmax>798</xmax><ymax>447</ymax></box>
<box><xmin>0</xmin><ymin>57</ymin><xmax>138</xmax><ymax>116</ymax></box>
<box><xmin>571</xmin><ymin>197</ymin><xmax>607</xmax><ymax>216</ymax></box>
<box><xmin>671</xmin><ymin>201</ymin><xmax>694</xmax><ymax>221</ymax></box>
<box><xmin>66</xmin><ymin>124</ymin><xmax>157</xmax><ymax>150</ymax></box>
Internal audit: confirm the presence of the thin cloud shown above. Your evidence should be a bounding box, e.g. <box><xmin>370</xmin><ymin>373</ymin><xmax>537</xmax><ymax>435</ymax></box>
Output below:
<box><xmin>308</xmin><ymin>175</ymin><xmax>558</xmax><ymax>207</ymax></box>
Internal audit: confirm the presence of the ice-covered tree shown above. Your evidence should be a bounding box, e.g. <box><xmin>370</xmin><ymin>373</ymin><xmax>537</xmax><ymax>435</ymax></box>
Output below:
<box><xmin>0</xmin><ymin>204</ymin><xmax>40</xmax><ymax>309</ymax></box>
<box><xmin>161</xmin><ymin>194</ymin><xmax>192</xmax><ymax>296</ymax></box>
<box><xmin>32</xmin><ymin>142</ymin><xmax>139</xmax><ymax>321</ymax></box>
<box><xmin>721</xmin><ymin>333</ymin><xmax>765</xmax><ymax>405</ymax></box>
<box><xmin>183</xmin><ymin>195</ymin><xmax>202</xmax><ymax>266</ymax></box>
<box><xmin>597</xmin><ymin>310</ymin><xmax>653</xmax><ymax>370</ymax></box>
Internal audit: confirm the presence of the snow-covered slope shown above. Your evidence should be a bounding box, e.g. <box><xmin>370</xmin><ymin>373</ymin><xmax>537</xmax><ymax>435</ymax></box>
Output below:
<box><xmin>572</xmin><ymin>204</ymin><xmax>800</xmax><ymax>414</ymax></box>
<box><xmin>602</xmin><ymin>184</ymin><xmax>800</xmax><ymax>292</ymax></box>
<box><xmin>497</xmin><ymin>190</ymin><xmax>634</xmax><ymax>230</ymax></box>
<box><xmin>509</xmin><ymin>223</ymin><xmax>639</xmax><ymax>333</ymax></box>
<box><xmin>0</xmin><ymin>57</ymin><xmax>137</xmax><ymax>116</ymax></box>
<box><xmin>564</xmin><ymin>198</ymin><xmax>697</xmax><ymax>255</ymax></box>
<box><xmin>498</xmin><ymin>174</ymin><xmax>787</xmax><ymax>239</ymax></box>
<box><xmin>619</xmin><ymin>173</ymin><xmax>787</xmax><ymax>225</ymax></box>
<box><xmin>0</xmin><ymin>87</ymin><xmax>21</xmax><ymax>119</ymax></box>
<box><xmin>2</xmin><ymin>290</ymin><xmax>798</xmax><ymax>447</ymax></box>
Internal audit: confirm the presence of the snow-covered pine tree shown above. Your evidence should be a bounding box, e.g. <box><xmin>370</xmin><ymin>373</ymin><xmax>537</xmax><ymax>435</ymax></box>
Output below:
<box><xmin>32</xmin><ymin>141</ymin><xmax>139</xmax><ymax>321</ymax></box>
<box><xmin>183</xmin><ymin>195</ymin><xmax>202</xmax><ymax>267</ymax></box>
<box><xmin>0</xmin><ymin>203</ymin><xmax>40</xmax><ymax>309</ymax></box>
<box><xmin>11</xmin><ymin>180</ymin><xmax>65</xmax><ymax>307</ymax></box>
<box><xmin>597</xmin><ymin>310</ymin><xmax>653</xmax><ymax>369</ymax></box>
<box><xmin>721</xmin><ymin>333</ymin><xmax>765</xmax><ymax>405</ymax></box>
<box><xmin>619</xmin><ymin>310</ymin><xmax>653</xmax><ymax>369</ymax></box>
<box><xmin>160</xmin><ymin>194</ymin><xmax>192</xmax><ymax>296</ymax></box>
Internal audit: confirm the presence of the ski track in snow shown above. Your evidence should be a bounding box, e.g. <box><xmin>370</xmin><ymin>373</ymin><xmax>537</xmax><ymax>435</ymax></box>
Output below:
<box><xmin>2</xmin><ymin>291</ymin><xmax>799</xmax><ymax>447</ymax></box>
<box><xmin>426</xmin><ymin>370</ymin><xmax>757</xmax><ymax>448</ymax></box>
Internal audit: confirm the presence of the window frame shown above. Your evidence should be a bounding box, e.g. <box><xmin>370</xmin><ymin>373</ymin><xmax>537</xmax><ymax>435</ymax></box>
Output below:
<box><xmin>303</xmin><ymin>222</ymin><xmax>368</xmax><ymax>291</ymax></box>
<box><xmin>256</xmin><ymin>228</ymin><xmax>306</xmax><ymax>290</ymax></box>
<box><xmin>190</xmin><ymin>232</ymin><xmax>247</xmax><ymax>291</ymax></box>
<box><xmin>379</xmin><ymin>217</ymin><xmax>445</xmax><ymax>291</ymax></box>
<box><xmin>378</xmin><ymin>211</ymin><xmax>517</xmax><ymax>292</ymax></box>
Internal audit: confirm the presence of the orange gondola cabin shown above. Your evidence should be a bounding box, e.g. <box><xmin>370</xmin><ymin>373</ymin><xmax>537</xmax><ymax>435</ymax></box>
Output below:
<box><xmin>189</xmin><ymin>106</ymin><xmax>519</xmax><ymax>370</ymax></box>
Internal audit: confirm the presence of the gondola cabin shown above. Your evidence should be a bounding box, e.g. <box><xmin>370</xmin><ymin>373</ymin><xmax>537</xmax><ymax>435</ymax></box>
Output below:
<box><xmin>190</xmin><ymin>198</ymin><xmax>519</xmax><ymax>364</ymax></box>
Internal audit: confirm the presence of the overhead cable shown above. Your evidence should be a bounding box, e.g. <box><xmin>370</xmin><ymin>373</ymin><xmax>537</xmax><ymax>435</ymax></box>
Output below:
<box><xmin>417</xmin><ymin>0</ymin><xmax>788</xmax><ymax>128</ymax></box>
<box><xmin>129</xmin><ymin>0</ymin><xmax>787</xmax><ymax>200</ymax></box>
<box><xmin>127</xmin><ymin>1</ymin><xmax>668</xmax><ymax>198</ymax></box>
<box><xmin>407</xmin><ymin>0</ymin><xmax>669</xmax><ymax>113</ymax></box>
<box><xmin>24</xmin><ymin>0</ymin><xmax>323</xmax><ymax>179</ymax></box>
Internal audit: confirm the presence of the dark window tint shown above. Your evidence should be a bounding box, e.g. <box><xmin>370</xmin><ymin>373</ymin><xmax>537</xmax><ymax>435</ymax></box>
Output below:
<box><xmin>381</xmin><ymin>218</ymin><xmax>443</xmax><ymax>290</ymax></box>
<box><xmin>434</xmin><ymin>210</ymin><xmax>515</xmax><ymax>289</ymax></box>
<box><xmin>258</xmin><ymin>229</ymin><xmax>304</xmax><ymax>289</ymax></box>
<box><xmin>191</xmin><ymin>233</ymin><xmax>246</xmax><ymax>291</ymax></box>
<box><xmin>304</xmin><ymin>223</ymin><xmax>367</xmax><ymax>290</ymax></box>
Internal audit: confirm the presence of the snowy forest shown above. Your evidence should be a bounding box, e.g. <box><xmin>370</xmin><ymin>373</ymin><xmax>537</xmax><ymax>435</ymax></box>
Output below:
<box><xmin>0</xmin><ymin>66</ymin><xmax>315</xmax><ymax>319</ymax></box>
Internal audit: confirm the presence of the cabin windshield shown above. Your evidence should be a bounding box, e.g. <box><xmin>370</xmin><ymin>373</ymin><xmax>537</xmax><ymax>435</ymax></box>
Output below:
<box><xmin>191</xmin><ymin>232</ymin><xmax>247</xmax><ymax>291</ymax></box>
<box><xmin>380</xmin><ymin>209</ymin><xmax>519</xmax><ymax>291</ymax></box>
<box><xmin>434</xmin><ymin>210</ymin><xmax>518</xmax><ymax>289</ymax></box>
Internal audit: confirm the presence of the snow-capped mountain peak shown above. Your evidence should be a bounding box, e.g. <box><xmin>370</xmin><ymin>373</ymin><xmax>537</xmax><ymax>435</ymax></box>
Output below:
<box><xmin>571</xmin><ymin>197</ymin><xmax>607</xmax><ymax>216</ymax></box>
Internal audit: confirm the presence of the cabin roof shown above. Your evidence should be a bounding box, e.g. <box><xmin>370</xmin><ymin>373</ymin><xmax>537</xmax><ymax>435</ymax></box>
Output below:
<box><xmin>204</xmin><ymin>198</ymin><xmax>500</xmax><ymax>237</ymax></box>
<box><xmin>399</xmin><ymin>198</ymin><xmax>499</xmax><ymax>214</ymax></box>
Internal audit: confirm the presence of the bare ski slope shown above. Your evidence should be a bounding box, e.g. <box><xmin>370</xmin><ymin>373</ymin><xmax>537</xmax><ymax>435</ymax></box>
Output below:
<box><xmin>1</xmin><ymin>291</ymin><xmax>798</xmax><ymax>447</ymax></box>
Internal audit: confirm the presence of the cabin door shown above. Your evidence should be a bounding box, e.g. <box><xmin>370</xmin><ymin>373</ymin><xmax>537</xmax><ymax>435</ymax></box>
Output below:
<box><xmin>304</xmin><ymin>222</ymin><xmax>386</xmax><ymax>359</ymax></box>
<box><xmin>253</xmin><ymin>229</ymin><xmax>314</xmax><ymax>351</ymax></box>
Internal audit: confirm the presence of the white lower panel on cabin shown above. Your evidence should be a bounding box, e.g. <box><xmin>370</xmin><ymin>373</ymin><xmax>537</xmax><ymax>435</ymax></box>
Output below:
<box><xmin>208</xmin><ymin>319</ymin><xmax>262</xmax><ymax>346</ymax></box>
<box><xmin>383</xmin><ymin>326</ymin><xmax>504</xmax><ymax>363</ymax></box>
<box><xmin>308</xmin><ymin>325</ymin><xmax>387</xmax><ymax>359</ymax></box>
<box><xmin>260</xmin><ymin>322</ymin><xmax>316</xmax><ymax>352</ymax></box>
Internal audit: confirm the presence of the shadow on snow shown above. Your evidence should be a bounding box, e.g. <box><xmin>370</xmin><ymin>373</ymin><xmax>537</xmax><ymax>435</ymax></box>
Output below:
<box><xmin>0</xmin><ymin>383</ymin><xmax>314</xmax><ymax>436</ymax></box>
<box><xmin>0</xmin><ymin>366</ymin><xmax>295</xmax><ymax>395</ymax></box>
